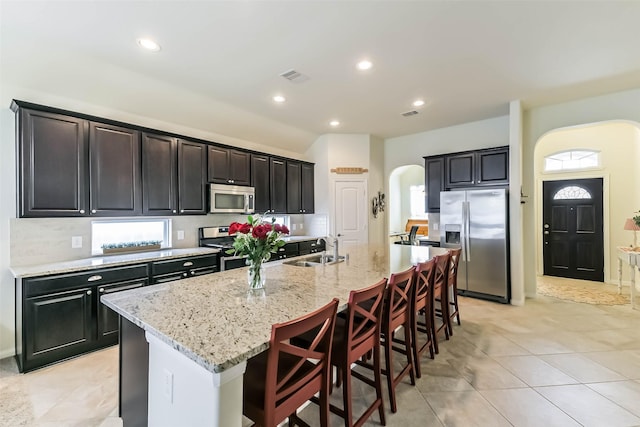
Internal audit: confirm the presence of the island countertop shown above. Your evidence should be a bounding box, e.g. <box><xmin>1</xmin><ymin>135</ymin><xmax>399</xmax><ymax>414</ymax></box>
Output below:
<box><xmin>101</xmin><ymin>244</ymin><xmax>449</xmax><ymax>374</ymax></box>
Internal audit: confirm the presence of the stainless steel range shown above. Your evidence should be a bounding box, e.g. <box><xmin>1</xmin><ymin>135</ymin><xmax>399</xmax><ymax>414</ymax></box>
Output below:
<box><xmin>198</xmin><ymin>226</ymin><xmax>247</xmax><ymax>271</ymax></box>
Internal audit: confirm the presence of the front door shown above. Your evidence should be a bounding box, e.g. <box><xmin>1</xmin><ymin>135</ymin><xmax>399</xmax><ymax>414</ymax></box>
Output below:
<box><xmin>543</xmin><ymin>178</ymin><xmax>604</xmax><ymax>281</ymax></box>
<box><xmin>334</xmin><ymin>179</ymin><xmax>368</xmax><ymax>247</ymax></box>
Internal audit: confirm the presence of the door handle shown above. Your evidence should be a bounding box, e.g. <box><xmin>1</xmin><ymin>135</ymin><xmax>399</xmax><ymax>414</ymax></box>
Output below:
<box><xmin>465</xmin><ymin>201</ymin><xmax>471</xmax><ymax>262</ymax></box>
<box><xmin>544</xmin><ymin>231</ymin><xmax>550</xmax><ymax>235</ymax></box>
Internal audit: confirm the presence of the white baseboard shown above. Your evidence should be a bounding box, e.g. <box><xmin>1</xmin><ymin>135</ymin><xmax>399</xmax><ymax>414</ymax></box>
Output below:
<box><xmin>0</xmin><ymin>347</ymin><xmax>15</xmax><ymax>360</ymax></box>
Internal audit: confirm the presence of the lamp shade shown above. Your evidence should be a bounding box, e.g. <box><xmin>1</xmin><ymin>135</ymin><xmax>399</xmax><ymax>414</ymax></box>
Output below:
<box><xmin>624</xmin><ymin>218</ymin><xmax>640</xmax><ymax>231</ymax></box>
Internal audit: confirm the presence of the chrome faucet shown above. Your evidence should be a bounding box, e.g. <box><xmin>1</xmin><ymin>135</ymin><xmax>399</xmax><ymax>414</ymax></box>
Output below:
<box><xmin>323</xmin><ymin>235</ymin><xmax>340</xmax><ymax>261</ymax></box>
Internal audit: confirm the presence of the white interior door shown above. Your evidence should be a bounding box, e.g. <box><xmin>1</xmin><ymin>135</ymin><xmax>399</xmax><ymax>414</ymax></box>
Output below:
<box><xmin>334</xmin><ymin>179</ymin><xmax>368</xmax><ymax>247</ymax></box>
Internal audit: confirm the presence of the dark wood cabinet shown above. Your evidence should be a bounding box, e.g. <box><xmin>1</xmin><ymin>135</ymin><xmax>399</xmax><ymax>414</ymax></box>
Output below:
<box><xmin>178</xmin><ymin>140</ymin><xmax>207</xmax><ymax>214</ymax></box>
<box><xmin>286</xmin><ymin>161</ymin><xmax>314</xmax><ymax>214</ymax></box>
<box><xmin>207</xmin><ymin>146</ymin><xmax>251</xmax><ymax>186</ymax></box>
<box><xmin>445</xmin><ymin>152</ymin><xmax>475</xmax><ymax>188</ymax></box>
<box><xmin>270</xmin><ymin>158</ymin><xmax>287</xmax><ymax>214</ymax></box>
<box><xmin>425</xmin><ymin>156</ymin><xmax>445</xmax><ymax>213</ymax></box>
<box><xmin>251</xmin><ymin>154</ymin><xmax>271</xmax><ymax>213</ymax></box>
<box><xmin>89</xmin><ymin>122</ymin><xmax>141</xmax><ymax>216</ymax></box>
<box><xmin>301</xmin><ymin>163</ymin><xmax>315</xmax><ymax>214</ymax></box>
<box><xmin>150</xmin><ymin>254</ymin><xmax>218</xmax><ymax>284</ymax></box>
<box><xmin>476</xmin><ymin>147</ymin><xmax>509</xmax><ymax>186</ymax></box>
<box><xmin>17</xmin><ymin>264</ymin><xmax>149</xmax><ymax>372</ymax></box>
<box><xmin>142</xmin><ymin>133</ymin><xmax>177</xmax><ymax>215</ymax></box>
<box><xmin>16</xmin><ymin>108</ymin><xmax>89</xmax><ymax>217</ymax></box>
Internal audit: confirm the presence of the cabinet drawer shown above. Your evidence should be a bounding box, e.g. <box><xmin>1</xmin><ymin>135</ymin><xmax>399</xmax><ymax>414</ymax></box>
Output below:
<box><xmin>24</xmin><ymin>264</ymin><xmax>149</xmax><ymax>298</ymax></box>
<box><xmin>151</xmin><ymin>255</ymin><xmax>218</xmax><ymax>276</ymax></box>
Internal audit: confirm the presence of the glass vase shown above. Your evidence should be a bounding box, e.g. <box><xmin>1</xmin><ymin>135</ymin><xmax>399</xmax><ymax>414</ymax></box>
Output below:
<box><xmin>247</xmin><ymin>259</ymin><xmax>266</xmax><ymax>291</ymax></box>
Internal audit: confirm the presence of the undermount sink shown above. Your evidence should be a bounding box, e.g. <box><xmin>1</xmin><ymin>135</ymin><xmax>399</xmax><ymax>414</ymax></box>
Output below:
<box><xmin>282</xmin><ymin>253</ymin><xmax>346</xmax><ymax>267</ymax></box>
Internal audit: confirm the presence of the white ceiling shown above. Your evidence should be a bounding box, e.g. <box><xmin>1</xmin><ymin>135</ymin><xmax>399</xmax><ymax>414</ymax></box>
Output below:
<box><xmin>2</xmin><ymin>1</ymin><xmax>640</xmax><ymax>153</ymax></box>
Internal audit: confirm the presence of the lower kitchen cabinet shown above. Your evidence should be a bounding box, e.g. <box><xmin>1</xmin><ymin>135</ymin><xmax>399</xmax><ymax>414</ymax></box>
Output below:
<box><xmin>150</xmin><ymin>254</ymin><xmax>218</xmax><ymax>284</ymax></box>
<box><xmin>17</xmin><ymin>264</ymin><xmax>149</xmax><ymax>372</ymax></box>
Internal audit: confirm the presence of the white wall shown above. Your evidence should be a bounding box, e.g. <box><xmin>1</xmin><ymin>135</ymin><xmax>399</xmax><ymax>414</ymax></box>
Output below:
<box><xmin>522</xmin><ymin>88</ymin><xmax>640</xmax><ymax>296</ymax></box>
<box><xmin>368</xmin><ymin>136</ymin><xmax>386</xmax><ymax>246</ymax></box>
<box><xmin>534</xmin><ymin>121</ymin><xmax>640</xmax><ymax>284</ymax></box>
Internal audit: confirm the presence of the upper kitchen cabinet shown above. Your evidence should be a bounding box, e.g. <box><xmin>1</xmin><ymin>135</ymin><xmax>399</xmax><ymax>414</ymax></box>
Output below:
<box><xmin>89</xmin><ymin>122</ymin><xmax>141</xmax><ymax>216</ymax></box>
<box><xmin>207</xmin><ymin>146</ymin><xmax>251</xmax><ymax>186</ymax></box>
<box><xmin>424</xmin><ymin>156</ymin><xmax>444</xmax><ymax>213</ymax></box>
<box><xmin>476</xmin><ymin>147</ymin><xmax>509</xmax><ymax>186</ymax></box>
<box><xmin>15</xmin><ymin>107</ymin><xmax>89</xmax><ymax>217</ymax></box>
<box><xmin>286</xmin><ymin>161</ymin><xmax>314</xmax><ymax>214</ymax></box>
<box><xmin>177</xmin><ymin>140</ymin><xmax>207</xmax><ymax>214</ymax></box>
<box><xmin>301</xmin><ymin>163</ymin><xmax>315</xmax><ymax>213</ymax></box>
<box><xmin>141</xmin><ymin>135</ymin><xmax>206</xmax><ymax>215</ymax></box>
<box><xmin>251</xmin><ymin>154</ymin><xmax>271</xmax><ymax>213</ymax></box>
<box><xmin>444</xmin><ymin>147</ymin><xmax>509</xmax><ymax>188</ymax></box>
<box><xmin>142</xmin><ymin>133</ymin><xmax>177</xmax><ymax>216</ymax></box>
<box><xmin>269</xmin><ymin>158</ymin><xmax>287</xmax><ymax>214</ymax></box>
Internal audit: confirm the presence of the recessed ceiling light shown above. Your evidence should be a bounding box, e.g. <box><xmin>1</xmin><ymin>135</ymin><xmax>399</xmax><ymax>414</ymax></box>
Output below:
<box><xmin>356</xmin><ymin>60</ymin><xmax>373</xmax><ymax>71</ymax></box>
<box><xmin>273</xmin><ymin>95</ymin><xmax>286</xmax><ymax>103</ymax></box>
<box><xmin>137</xmin><ymin>38</ymin><xmax>161</xmax><ymax>52</ymax></box>
<box><xmin>412</xmin><ymin>99</ymin><xmax>425</xmax><ymax>107</ymax></box>
<box><xmin>329</xmin><ymin>120</ymin><xmax>340</xmax><ymax>127</ymax></box>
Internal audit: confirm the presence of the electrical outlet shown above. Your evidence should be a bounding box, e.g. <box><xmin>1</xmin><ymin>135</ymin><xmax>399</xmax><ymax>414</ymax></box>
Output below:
<box><xmin>299</xmin><ymin>223</ymin><xmax>304</xmax><ymax>230</ymax></box>
<box><xmin>433</xmin><ymin>223</ymin><xmax>439</xmax><ymax>231</ymax></box>
<box><xmin>177</xmin><ymin>230</ymin><xmax>185</xmax><ymax>240</ymax></box>
<box><xmin>71</xmin><ymin>236</ymin><xmax>82</xmax><ymax>249</ymax></box>
<box><xmin>163</xmin><ymin>369</ymin><xmax>174</xmax><ymax>403</ymax></box>
<box><xmin>292</xmin><ymin>224</ymin><xmax>297</xmax><ymax>231</ymax></box>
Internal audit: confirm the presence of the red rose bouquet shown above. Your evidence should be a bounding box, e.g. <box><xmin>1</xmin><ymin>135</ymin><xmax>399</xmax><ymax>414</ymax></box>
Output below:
<box><xmin>228</xmin><ymin>214</ymin><xmax>290</xmax><ymax>289</ymax></box>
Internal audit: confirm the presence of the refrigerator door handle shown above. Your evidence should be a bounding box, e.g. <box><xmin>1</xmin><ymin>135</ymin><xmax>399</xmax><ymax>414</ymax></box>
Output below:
<box><xmin>461</xmin><ymin>200</ymin><xmax>467</xmax><ymax>262</ymax></box>
<box><xmin>465</xmin><ymin>201</ymin><xmax>471</xmax><ymax>262</ymax></box>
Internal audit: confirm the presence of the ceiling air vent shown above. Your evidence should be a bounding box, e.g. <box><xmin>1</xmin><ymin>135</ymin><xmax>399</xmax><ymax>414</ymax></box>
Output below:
<box><xmin>402</xmin><ymin>110</ymin><xmax>419</xmax><ymax>117</ymax></box>
<box><xmin>280</xmin><ymin>69</ymin><xmax>309</xmax><ymax>83</ymax></box>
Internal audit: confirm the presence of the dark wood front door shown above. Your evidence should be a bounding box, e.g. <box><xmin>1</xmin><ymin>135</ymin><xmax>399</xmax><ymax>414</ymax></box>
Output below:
<box><xmin>543</xmin><ymin>178</ymin><xmax>604</xmax><ymax>281</ymax></box>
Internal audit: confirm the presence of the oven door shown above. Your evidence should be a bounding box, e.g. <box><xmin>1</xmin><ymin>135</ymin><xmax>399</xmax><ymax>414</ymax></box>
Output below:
<box><xmin>220</xmin><ymin>255</ymin><xmax>248</xmax><ymax>271</ymax></box>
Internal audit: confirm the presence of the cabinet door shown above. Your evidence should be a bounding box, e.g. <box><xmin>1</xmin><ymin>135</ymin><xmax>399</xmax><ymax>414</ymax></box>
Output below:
<box><xmin>445</xmin><ymin>152</ymin><xmax>475</xmax><ymax>188</ymax></box>
<box><xmin>251</xmin><ymin>154</ymin><xmax>271</xmax><ymax>213</ymax></box>
<box><xmin>425</xmin><ymin>156</ymin><xmax>444</xmax><ymax>212</ymax></box>
<box><xmin>301</xmin><ymin>163</ymin><xmax>314</xmax><ymax>214</ymax></box>
<box><xmin>476</xmin><ymin>147</ymin><xmax>509</xmax><ymax>186</ymax></box>
<box><xmin>18</xmin><ymin>109</ymin><xmax>88</xmax><ymax>217</ymax></box>
<box><xmin>142</xmin><ymin>133</ymin><xmax>177</xmax><ymax>215</ymax></box>
<box><xmin>286</xmin><ymin>161</ymin><xmax>302</xmax><ymax>213</ymax></box>
<box><xmin>24</xmin><ymin>287</ymin><xmax>93</xmax><ymax>370</ymax></box>
<box><xmin>229</xmin><ymin>150</ymin><xmax>251</xmax><ymax>186</ymax></box>
<box><xmin>97</xmin><ymin>279</ymin><xmax>147</xmax><ymax>345</ymax></box>
<box><xmin>270</xmin><ymin>159</ymin><xmax>287</xmax><ymax>214</ymax></box>
<box><xmin>90</xmin><ymin>122</ymin><xmax>141</xmax><ymax>215</ymax></box>
<box><xmin>207</xmin><ymin>146</ymin><xmax>229</xmax><ymax>184</ymax></box>
<box><xmin>178</xmin><ymin>140</ymin><xmax>207</xmax><ymax>214</ymax></box>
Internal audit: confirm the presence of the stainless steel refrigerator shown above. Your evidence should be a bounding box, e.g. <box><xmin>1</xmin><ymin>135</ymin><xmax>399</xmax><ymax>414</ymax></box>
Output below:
<box><xmin>440</xmin><ymin>188</ymin><xmax>510</xmax><ymax>303</ymax></box>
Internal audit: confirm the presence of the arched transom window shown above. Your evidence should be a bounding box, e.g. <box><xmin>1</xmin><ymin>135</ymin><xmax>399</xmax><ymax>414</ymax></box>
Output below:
<box><xmin>544</xmin><ymin>150</ymin><xmax>599</xmax><ymax>172</ymax></box>
<box><xmin>553</xmin><ymin>186</ymin><xmax>592</xmax><ymax>200</ymax></box>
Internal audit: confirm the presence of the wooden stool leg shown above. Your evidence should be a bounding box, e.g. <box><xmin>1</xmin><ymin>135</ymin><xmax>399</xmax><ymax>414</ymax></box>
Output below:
<box><xmin>373</xmin><ymin>346</ymin><xmax>386</xmax><ymax>426</ymax></box>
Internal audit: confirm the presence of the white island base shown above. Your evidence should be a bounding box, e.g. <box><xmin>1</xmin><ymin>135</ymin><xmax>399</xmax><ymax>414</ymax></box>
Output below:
<box><xmin>146</xmin><ymin>333</ymin><xmax>247</xmax><ymax>427</ymax></box>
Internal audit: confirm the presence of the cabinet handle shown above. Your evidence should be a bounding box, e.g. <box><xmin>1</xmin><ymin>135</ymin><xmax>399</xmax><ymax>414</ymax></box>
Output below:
<box><xmin>86</xmin><ymin>290</ymin><xmax>92</xmax><ymax>295</ymax></box>
<box><xmin>183</xmin><ymin>272</ymin><xmax>188</xmax><ymax>277</ymax></box>
<box><xmin>173</xmin><ymin>210</ymin><xmax>177</xmax><ymax>213</ymax></box>
<box><xmin>180</xmin><ymin>209</ymin><xmax>184</xmax><ymax>213</ymax></box>
<box><xmin>183</xmin><ymin>261</ymin><xmax>194</xmax><ymax>267</ymax></box>
<box><xmin>88</xmin><ymin>275</ymin><xmax>102</xmax><ymax>282</ymax></box>
<box><xmin>190</xmin><ymin>271</ymin><xmax>195</xmax><ymax>275</ymax></box>
<box><xmin>80</xmin><ymin>209</ymin><xmax>85</xmax><ymax>214</ymax></box>
<box><xmin>471</xmin><ymin>180</ymin><xmax>475</xmax><ymax>184</ymax></box>
<box><xmin>91</xmin><ymin>209</ymin><xmax>97</xmax><ymax>214</ymax></box>
<box><xmin>99</xmin><ymin>288</ymin><xmax>105</xmax><ymax>293</ymax></box>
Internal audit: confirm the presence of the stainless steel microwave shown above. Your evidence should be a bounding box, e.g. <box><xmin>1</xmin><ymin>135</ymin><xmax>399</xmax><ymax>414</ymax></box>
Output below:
<box><xmin>209</xmin><ymin>184</ymin><xmax>255</xmax><ymax>214</ymax></box>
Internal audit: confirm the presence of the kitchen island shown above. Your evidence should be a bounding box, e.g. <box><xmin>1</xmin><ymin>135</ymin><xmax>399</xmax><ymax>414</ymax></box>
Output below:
<box><xmin>101</xmin><ymin>244</ymin><xmax>449</xmax><ymax>427</ymax></box>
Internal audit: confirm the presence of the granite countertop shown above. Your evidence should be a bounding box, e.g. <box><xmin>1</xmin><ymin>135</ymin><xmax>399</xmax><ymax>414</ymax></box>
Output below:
<box><xmin>10</xmin><ymin>247</ymin><xmax>220</xmax><ymax>278</ymax></box>
<box><xmin>101</xmin><ymin>244</ymin><xmax>449</xmax><ymax>374</ymax></box>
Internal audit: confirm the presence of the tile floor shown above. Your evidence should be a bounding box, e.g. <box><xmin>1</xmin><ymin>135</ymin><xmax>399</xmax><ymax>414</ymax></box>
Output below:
<box><xmin>2</xmin><ymin>283</ymin><xmax>640</xmax><ymax>427</ymax></box>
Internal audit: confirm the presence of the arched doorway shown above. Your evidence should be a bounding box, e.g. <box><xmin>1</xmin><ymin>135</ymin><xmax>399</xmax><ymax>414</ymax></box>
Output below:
<box><xmin>533</xmin><ymin>121</ymin><xmax>640</xmax><ymax>291</ymax></box>
<box><xmin>388</xmin><ymin>165</ymin><xmax>426</xmax><ymax>241</ymax></box>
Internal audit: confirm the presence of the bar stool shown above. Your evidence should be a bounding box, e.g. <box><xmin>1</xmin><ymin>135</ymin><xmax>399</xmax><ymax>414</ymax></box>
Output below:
<box><xmin>380</xmin><ymin>267</ymin><xmax>415</xmax><ymax>413</ymax></box>
<box><xmin>432</xmin><ymin>252</ymin><xmax>451</xmax><ymax>354</ymax></box>
<box><xmin>446</xmin><ymin>247</ymin><xmax>462</xmax><ymax>335</ymax></box>
<box><xmin>412</xmin><ymin>258</ymin><xmax>436</xmax><ymax>378</ymax></box>
<box><xmin>242</xmin><ymin>298</ymin><xmax>339</xmax><ymax>427</ymax></box>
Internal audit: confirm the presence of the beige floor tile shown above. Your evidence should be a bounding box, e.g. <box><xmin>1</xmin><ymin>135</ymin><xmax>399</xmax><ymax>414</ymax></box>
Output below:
<box><xmin>480</xmin><ymin>388</ymin><xmax>581</xmax><ymax>427</ymax></box>
<box><xmin>540</xmin><ymin>353</ymin><xmax>626</xmax><ymax>382</ymax></box>
<box><xmin>493</xmin><ymin>355</ymin><xmax>579</xmax><ymax>387</ymax></box>
<box><xmin>535</xmin><ymin>384</ymin><xmax>640</xmax><ymax>427</ymax></box>
<box><xmin>502</xmin><ymin>333</ymin><xmax>574</xmax><ymax>355</ymax></box>
<box><xmin>450</xmin><ymin>356</ymin><xmax>527</xmax><ymax>390</ymax></box>
<box><xmin>584</xmin><ymin>350</ymin><xmax>640</xmax><ymax>379</ymax></box>
<box><xmin>587</xmin><ymin>380</ymin><xmax>640</xmax><ymax>418</ymax></box>
<box><xmin>425</xmin><ymin>390</ymin><xmax>511</xmax><ymax>427</ymax></box>
<box><xmin>462</xmin><ymin>332</ymin><xmax>531</xmax><ymax>357</ymax></box>
<box><xmin>415</xmin><ymin>360</ymin><xmax>475</xmax><ymax>393</ymax></box>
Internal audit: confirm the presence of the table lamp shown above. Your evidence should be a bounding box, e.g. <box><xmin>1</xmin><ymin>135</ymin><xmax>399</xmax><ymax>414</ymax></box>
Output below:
<box><xmin>624</xmin><ymin>218</ymin><xmax>640</xmax><ymax>247</ymax></box>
